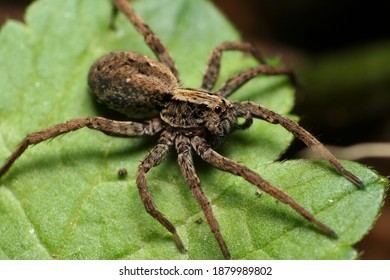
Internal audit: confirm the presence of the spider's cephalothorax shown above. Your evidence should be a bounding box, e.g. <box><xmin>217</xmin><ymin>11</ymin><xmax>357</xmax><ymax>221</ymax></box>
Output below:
<box><xmin>0</xmin><ymin>0</ymin><xmax>364</xmax><ymax>259</ymax></box>
<box><xmin>161</xmin><ymin>89</ymin><xmax>237</xmax><ymax>145</ymax></box>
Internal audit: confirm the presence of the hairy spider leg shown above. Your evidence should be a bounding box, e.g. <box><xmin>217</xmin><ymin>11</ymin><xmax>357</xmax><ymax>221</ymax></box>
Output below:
<box><xmin>112</xmin><ymin>0</ymin><xmax>179</xmax><ymax>80</ymax></box>
<box><xmin>217</xmin><ymin>64</ymin><xmax>296</xmax><ymax>98</ymax></box>
<box><xmin>0</xmin><ymin>117</ymin><xmax>162</xmax><ymax>177</ymax></box>
<box><xmin>175</xmin><ymin>134</ymin><xmax>231</xmax><ymax>259</ymax></box>
<box><xmin>191</xmin><ymin>136</ymin><xmax>338</xmax><ymax>237</ymax></box>
<box><xmin>136</xmin><ymin>130</ymin><xmax>185</xmax><ymax>253</ymax></box>
<box><xmin>201</xmin><ymin>41</ymin><xmax>267</xmax><ymax>91</ymax></box>
<box><xmin>235</xmin><ymin>102</ymin><xmax>364</xmax><ymax>188</ymax></box>
<box><xmin>209</xmin><ymin>59</ymin><xmax>362</xmax><ymax>187</ymax></box>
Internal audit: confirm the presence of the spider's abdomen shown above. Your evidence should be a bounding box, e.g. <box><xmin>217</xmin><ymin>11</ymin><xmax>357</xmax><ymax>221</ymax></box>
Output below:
<box><xmin>88</xmin><ymin>51</ymin><xmax>178</xmax><ymax>119</ymax></box>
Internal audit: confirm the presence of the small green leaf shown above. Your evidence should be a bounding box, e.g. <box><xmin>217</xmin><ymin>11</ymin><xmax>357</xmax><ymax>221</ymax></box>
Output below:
<box><xmin>0</xmin><ymin>0</ymin><xmax>387</xmax><ymax>259</ymax></box>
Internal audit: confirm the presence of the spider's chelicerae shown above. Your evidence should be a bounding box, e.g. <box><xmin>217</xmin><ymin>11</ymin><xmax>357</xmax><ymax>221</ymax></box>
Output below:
<box><xmin>0</xmin><ymin>0</ymin><xmax>363</xmax><ymax>259</ymax></box>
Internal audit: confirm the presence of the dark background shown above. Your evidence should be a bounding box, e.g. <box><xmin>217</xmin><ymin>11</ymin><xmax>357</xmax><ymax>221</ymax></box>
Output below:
<box><xmin>1</xmin><ymin>0</ymin><xmax>389</xmax><ymax>259</ymax></box>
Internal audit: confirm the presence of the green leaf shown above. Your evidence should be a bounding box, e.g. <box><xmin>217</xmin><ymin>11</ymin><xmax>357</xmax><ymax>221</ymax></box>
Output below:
<box><xmin>0</xmin><ymin>0</ymin><xmax>387</xmax><ymax>260</ymax></box>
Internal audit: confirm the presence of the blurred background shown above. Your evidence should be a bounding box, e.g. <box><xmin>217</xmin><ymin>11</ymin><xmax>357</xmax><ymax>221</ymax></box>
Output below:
<box><xmin>1</xmin><ymin>0</ymin><xmax>389</xmax><ymax>259</ymax></box>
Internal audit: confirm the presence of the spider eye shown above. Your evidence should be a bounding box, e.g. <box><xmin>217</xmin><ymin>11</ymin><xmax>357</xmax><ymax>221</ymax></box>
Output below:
<box><xmin>214</xmin><ymin>106</ymin><xmax>222</xmax><ymax>113</ymax></box>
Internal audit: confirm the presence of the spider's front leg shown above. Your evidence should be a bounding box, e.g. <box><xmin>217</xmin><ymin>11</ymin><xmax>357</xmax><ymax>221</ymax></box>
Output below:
<box><xmin>201</xmin><ymin>41</ymin><xmax>267</xmax><ymax>91</ymax></box>
<box><xmin>217</xmin><ymin>64</ymin><xmax>296</xmax><ymax>98</ymax></box>
<box><xmin>136</xmin><ymin>130</ymin><xmax>185</xmax><ymax>253</ymax></box>
<box><xmin>175</xmin><ymin>134</ymin><xmax>230</xmax><ymax>259</ymax></box>
<box><xmin>234</xmin><ymin>101</ymin><xmax>364</xmax><ymax>188</ymax></box>
<box><xmin>191</xmin><ymin>136</ymin><xmax>338</xmax><ymax>238</ymax></box>
<box><xmin>0</xmin><ymin>117</ymin><xmax>162</xmax><ymax>178</ymax></box>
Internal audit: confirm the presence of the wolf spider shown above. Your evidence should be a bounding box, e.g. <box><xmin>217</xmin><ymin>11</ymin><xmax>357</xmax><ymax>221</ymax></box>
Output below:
<box><xmin>0</xmin><ymin>0</ymin><xmax>363</xmax><ymax>259</ymax></box>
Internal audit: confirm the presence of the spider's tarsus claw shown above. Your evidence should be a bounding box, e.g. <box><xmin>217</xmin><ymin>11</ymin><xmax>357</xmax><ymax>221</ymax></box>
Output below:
<box><xmin>313</xmin><ymin>221</ymin><xmax>339</xmax><ymax>238</ymax></box>
<box><xmin>329</xmin><ymin>230</ymin><xmax>339</xmax><ymax>239</ymax></box>
<box><xmin>219</xmin><ymin>240</ymin><xmax>231</xmax><ymax>259</ymax></box>
<box><xmin>340</xmin><ymin>169</ymin><xmax>365</xmax><ymax>189</ymax></box>
<box><xmin>322</xmin><ymin>226</ymin><xmax>338</xmax><ymax>239</ymax></box>
<box><xmin>287</xmin><ymin>71</ymin><xmax>299</xmax><ymax>88</ymax></box>
<box><xmin>173</xmin><ymin>232</ymin><xmax>185</xmax><ymax>253</ymax></box>
<box><xmin>311</xmin><ymin>216</ymin><xmax>338</xmax><ymax>239</ymax></box>
<box><xmin>330</xmin><ymin>162</ymin><xmax>365</xmax><ymax>189</ymax></box>
<box><xmin>347</xmin><ymin>173</ymin><xmax>365</xmax><ymax>189</ymax></box>
<box><xmin>225</xmin><ymin>251</ymin><xmax>232</xmax><ymax>260</ymax></box>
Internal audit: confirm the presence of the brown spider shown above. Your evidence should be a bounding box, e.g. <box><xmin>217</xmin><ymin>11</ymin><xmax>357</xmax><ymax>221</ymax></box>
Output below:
<box><xmin>0</xmin><ymin>0</ymin><xmax>363</xmax><ymax>259</ymax></box>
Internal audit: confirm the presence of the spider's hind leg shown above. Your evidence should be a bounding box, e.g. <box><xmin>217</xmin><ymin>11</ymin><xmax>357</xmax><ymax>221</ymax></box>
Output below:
<box><xmin>109</xmin><ymin>1</ymin><xmax>119</xmax><ymax>30</ymax></box>
<box><xmin>112</xmin><ymin>0</ymin><xmax>179</xmax><ymax>79</ymax></box>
